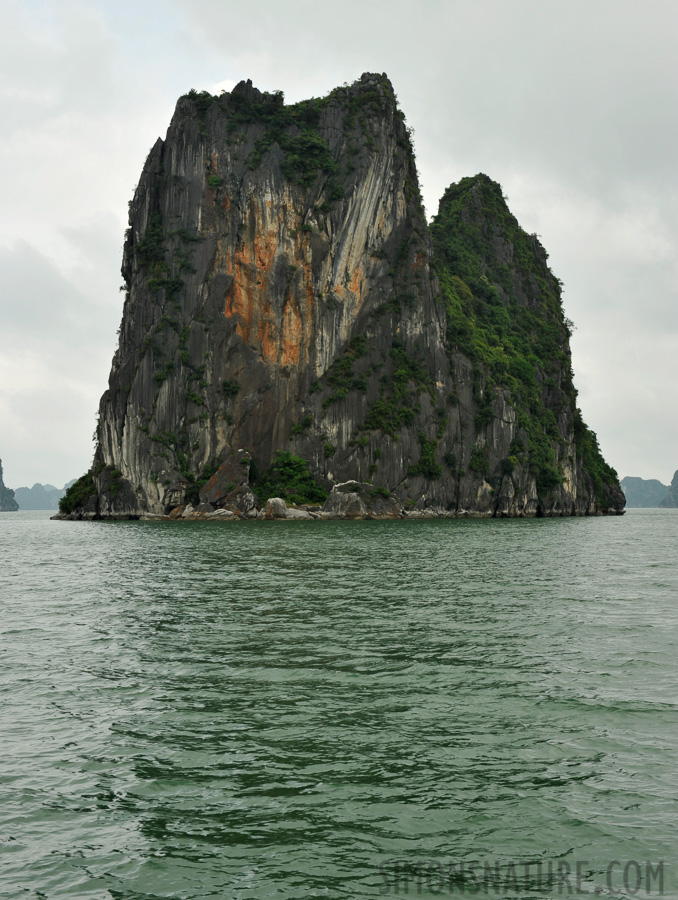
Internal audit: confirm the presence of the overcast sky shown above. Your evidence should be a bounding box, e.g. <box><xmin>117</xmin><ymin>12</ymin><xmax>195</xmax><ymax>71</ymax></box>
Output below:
<box><xmin>1</xmin><ymin>0</ymin><xmax>676</xmax><ymax>488</ymax></box>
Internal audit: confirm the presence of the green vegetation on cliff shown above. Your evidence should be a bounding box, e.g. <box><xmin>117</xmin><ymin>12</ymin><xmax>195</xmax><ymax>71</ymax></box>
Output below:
<box><xmin>59</xmin><ymin>472</ymin><xmax>97</xmax><ymax>514</ymax></box>
<box><xmin>185</xmin><ymin>86</ymin><xmax>336</xmax><ymax>188</ymax></box>
<box><xmin>254</xmin><ymin>452</ymin><xmax>328</xmax><ymax>506</ymax></box>
<box><xmin>362</xmin><ymin>341</ymin><xmax>434</xmax><ymax>440</ymax></box>
<box><xmin>430</xmin><ymin>174</ymin><xmax>617</xmax><ymax>497</ymax></box>
<box><xmin>184</xmin><ymin>73</ymin><xmax>405</xmax><ymax>194</ymax></box>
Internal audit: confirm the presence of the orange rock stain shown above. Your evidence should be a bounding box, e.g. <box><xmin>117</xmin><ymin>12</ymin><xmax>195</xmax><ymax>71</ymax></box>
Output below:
<box><xmin>223</xmin><ymin>199</ymin><xmax>315</xmax><ymax>370</ymax></box>
<box><xmin>281</xmin><ymin>297</ymin><xmax>302</xmax><ymax>367</ymax></box>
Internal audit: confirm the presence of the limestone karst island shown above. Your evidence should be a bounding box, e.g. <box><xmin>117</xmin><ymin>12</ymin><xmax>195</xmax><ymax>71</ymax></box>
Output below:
<box><xmin>57</xmin><ymin>73</ymin><xmax>625</xmax><ymax>521</ymax></box>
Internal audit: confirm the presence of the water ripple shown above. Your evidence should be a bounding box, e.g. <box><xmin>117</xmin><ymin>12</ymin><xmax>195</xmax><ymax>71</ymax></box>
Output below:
<box><xmin>1</xmin><ymin>510</ymin><xmax>676</xmax><ymax>898</ymax></box>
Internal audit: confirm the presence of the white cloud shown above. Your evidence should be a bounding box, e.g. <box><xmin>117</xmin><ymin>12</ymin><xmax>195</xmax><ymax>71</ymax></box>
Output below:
<box><xmin>0</xmin><ymin>0</ymin><xmax>676</xmax><ymax>486</ymax></box>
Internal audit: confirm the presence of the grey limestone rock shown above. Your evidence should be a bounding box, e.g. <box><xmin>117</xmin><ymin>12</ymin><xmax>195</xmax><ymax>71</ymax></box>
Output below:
<box><xmin>199</xmin><ymin>450</ymin><xmax>251</xmax><ymax>507</ymax></box>
<box><xmin>205</xmin><ymin>508</ymin><xmax>236</xmax><ymax>519</ymax></box>
<box><xmin>284</xmin><ymin>507</ymin><xmax>313</xmax><ymax>520</ymax></box>
<box><xmin>264</xmin><ymin>497</ymin><xmax>288</xmax><ymax>519</ymax></box>
<box><xmin>322</xmin><ymin>481</ymin><xmax>403</xmax><ymax>519</ymax></box>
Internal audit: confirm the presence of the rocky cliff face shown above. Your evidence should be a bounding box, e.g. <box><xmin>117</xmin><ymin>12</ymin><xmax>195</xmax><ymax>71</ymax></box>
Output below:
<box><xmin>0</xmin><ymin>458</ymin><xmax>19</xmax><ymax>512</ymax></box>
<box><xmin>60</xmin><ymin>73</ymin><xmax>624</xmax><ymax>519</ymax></box>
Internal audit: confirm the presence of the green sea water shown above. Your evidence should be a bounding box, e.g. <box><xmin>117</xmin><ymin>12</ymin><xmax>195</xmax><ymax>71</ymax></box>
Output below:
<box><xmin>1</xmin><ymin>510</ymin><xmax>676</xmax><ymax>899</ymax></box>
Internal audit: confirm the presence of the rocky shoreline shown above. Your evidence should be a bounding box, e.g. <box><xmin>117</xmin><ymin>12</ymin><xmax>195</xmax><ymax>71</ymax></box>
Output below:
<box><xmin>53</xmin><ymin>479</ymin><xmax>624</xmax><ymax>522</ymax></box>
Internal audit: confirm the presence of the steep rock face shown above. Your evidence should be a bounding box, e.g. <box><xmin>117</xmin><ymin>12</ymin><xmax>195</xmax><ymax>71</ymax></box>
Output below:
<box><xmin>429</xmin><ymin>175</ymin><xmax>624</xmax><ymax>517</ymax></box>
<box><xmin>63</xmin><ymin>73</ymin><xmax>624</xmax><ymax>519</ymax></box>
<box><xmin>0</xmin><ymin>458</ymin><xmax>19</xmax><ymax>512</ymax></box>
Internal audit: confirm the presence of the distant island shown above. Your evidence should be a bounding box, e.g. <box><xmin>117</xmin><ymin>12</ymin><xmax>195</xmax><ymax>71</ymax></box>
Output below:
<box><xmin>14</xmin><ymin>480</ymin><xmax>77</xmax><ymax>510</ymax></box>
<box><xmin>0</xmin><ymin>466</ymin><xmax>78</xmax><ymax>511</ymax></box>
<box><xmin>619</xmin><ymin>472</ymin><xmax>678</xmax><ymax>508</ymax></box>
<box><xmin>620</xmin><ymin>476</ymin><xmax>670</xmax><ymax>508</ymax></box>
<box><xmin>0</xmin><ymin>458</ymin><xmax>19</xmax><ymax>512</ymax></box>
<box><xmin>659</xmin><ymin>471</ymin><xmax>678</xmax><ymax>508</ymax></box>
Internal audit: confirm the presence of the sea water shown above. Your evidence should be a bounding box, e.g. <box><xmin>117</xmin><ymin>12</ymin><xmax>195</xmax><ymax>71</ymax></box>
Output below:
<box><xmin>1</xmin><ymin>510</ymin><xmax>676</xmax><ymax>899</ymax></box>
